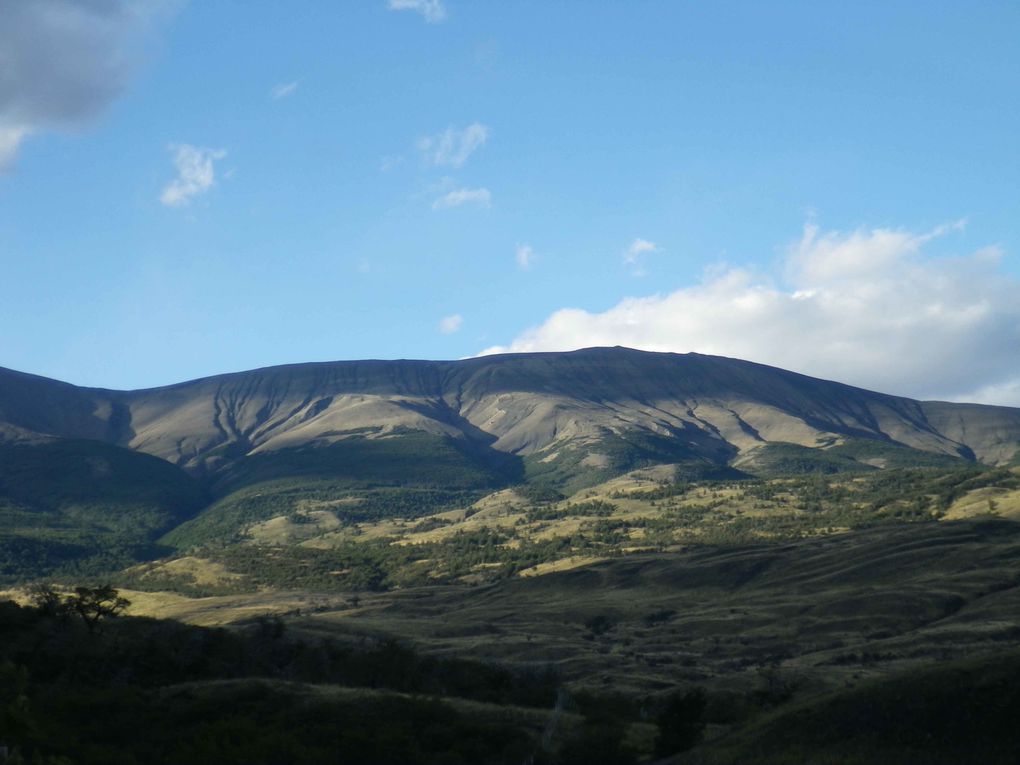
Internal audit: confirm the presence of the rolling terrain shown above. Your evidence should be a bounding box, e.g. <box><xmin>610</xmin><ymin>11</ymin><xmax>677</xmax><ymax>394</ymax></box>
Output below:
<box><xmin>105</xmin><ymin>516</ymin><xmax>1020</xmax><ymax>764</ymax></box>
<box><xmin>2</xmin><ymin>349</ymin><xmax>1020</xmax><ymax>762</ymax></box>
<box><xmin>2</xmin><ymin>347</ymin><xmax>1020</xmax><ymax>579</ymax></box>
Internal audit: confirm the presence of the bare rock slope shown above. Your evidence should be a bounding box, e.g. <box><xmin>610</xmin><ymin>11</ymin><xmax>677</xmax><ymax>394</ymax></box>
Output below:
<box><xmin>2</xmin><ymin>347</ymin><xmax>1018</xmax><ymax>482</ymax></box>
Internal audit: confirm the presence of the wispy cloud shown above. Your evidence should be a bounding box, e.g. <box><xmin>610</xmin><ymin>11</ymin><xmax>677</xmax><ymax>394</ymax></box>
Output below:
<box><xmin>516</xmin><ymin>244</ymin><xmax>536</xmax><ymax>270</ymax></box>
<box><xmin>387</xmin><ymin>0</ymin><xmax>446</xmax><ymax>23</ymax></box>
<box><xmin>432</xmin><ymin>187</ymin><xmax>491</xmax><ymax>210</ymax></box>
<box><xmin>439</xmin><ymin>314</ymin><xmax>463</xmax><ymax>334</ymax></box>
<box><xmin>480</xmin><ymin>222</ymin><xmax>1020</xmax><ymax>406</ymax></box>
<box><xmin>380</xmin><ymin>154</ymin><xmax>404</xmax><ymax>172</ymax></box>
<box><xmin>160</xmin><ymin>144</ymin><xmax>227</xmax><ymax>207</ymax></box>
<box><xmin>624</xmin><ymin>238</ymin><xmax>658</xmax><ymax>275</ymax></box>
<box><xmin>0</xmin><ymin>0</ymin><xmax>173</xmax><ymax>169</ymax></box>
<box><xmin>0</xmin><ymin>127</ymin><xmax>29</xmax><ymax>170</ymax></box>
<box><xmin>270</xmin><ymin>81</ymin><xmax>299</xmax><ymax>99</ymax></box>
<box><xmin>418</xmin><ymin>123</ymin><xmax>489</xmax><ymax>168</ymax></box>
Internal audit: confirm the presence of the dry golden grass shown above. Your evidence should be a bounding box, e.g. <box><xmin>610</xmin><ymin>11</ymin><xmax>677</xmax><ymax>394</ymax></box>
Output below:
<box><xmin>122</xmin><ymin>588</ymin><xmax>352</xmax><ymax>626</ymax></box>
<box><xmin>225</xmin><ymin>462</ymin><xmax>925</xmax><ymax>569</ymax></box>
<box><xmin>247</xmin><ymin>510</ymin><xmax>344</xmax><ymax>544</ymax></box>
<box><xmin>518</xmin><ymin>555</ymin><xmax>608</xmax><ymax>577</ymax></box>
<box><xmin>944</xmin><ymin>486</ymin><xmax>1020</xmax><ymax>521</ymax></box>
<box><xmin>130</xmin><ymin>556</ymin><xmax>245</xmax><ymax>586</ymax></box>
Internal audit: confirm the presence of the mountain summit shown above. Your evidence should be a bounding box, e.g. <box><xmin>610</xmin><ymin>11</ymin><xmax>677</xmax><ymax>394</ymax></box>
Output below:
<box><xmin>2</xmin><ymin>348</ymin><xmax>1019</xmax><ymax>490</ymax></box>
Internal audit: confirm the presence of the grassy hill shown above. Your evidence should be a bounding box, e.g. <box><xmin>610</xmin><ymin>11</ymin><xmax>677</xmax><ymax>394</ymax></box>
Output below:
<box><xmin>161</xmin><ymin>430</ymin><xmax>517</xmax><ymax>551</ymax></box>
<box><xmin>114</xmin><ymin>462</ymin><xmax>1017</xmax><ymax>595</ymax></box>
<box><xmin>734</xmin><ymin>438</ymin><xmax>969</xmax><ymax>475</ymax></box>
<box><xmin>97</xmin><ymin>515</ymin><xmax>1020</xmax><ymax>764</ymax></box>
<box><xmin>267</xmin><ymin>517</ymin><xmax>1020</xmax><ymax>696</ymax></box>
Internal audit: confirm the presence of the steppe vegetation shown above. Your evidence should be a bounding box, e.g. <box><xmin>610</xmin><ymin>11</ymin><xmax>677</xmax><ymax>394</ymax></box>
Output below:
<box><xmin>2</xmin><ymin>403</ymin><xmax>1019</xmax><ymax>763</ymax></box>
<box><xmin>111</xmin><ymin>462</ymin><xmax>1020</xmax><ymax>596</ymax></box>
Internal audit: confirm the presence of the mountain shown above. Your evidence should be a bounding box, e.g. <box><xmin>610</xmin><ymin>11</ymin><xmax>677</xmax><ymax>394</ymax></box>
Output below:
<box><xmin>5</xmin><ymin>349</ymin><xmax>1020</xmax><ymax>762</ymax></box>
<box><xmin>2</xmin><ymin>348</ymin><xmax>1019</xmax><ymax>488</ymax></box>
<box><xmin>2</xmin><ymin>346</ymin><xmax>1019</xmax><ymax>574</ymax></box>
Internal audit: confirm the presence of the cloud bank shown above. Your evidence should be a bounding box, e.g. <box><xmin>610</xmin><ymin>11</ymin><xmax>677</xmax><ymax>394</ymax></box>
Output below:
<box><xmin>160</xmin><ymin>144</ymin><xmax>226</xmax><ymax>207</ymax></box>
<box><xmin>0</xmin><ymin>0</ymin><xmax>168</xmax><ymax>169</ymax></box>
<box><xmin>481</xmin><ymin>223</ymin><xmax>1020</xmax><ymax>406</ymax></box>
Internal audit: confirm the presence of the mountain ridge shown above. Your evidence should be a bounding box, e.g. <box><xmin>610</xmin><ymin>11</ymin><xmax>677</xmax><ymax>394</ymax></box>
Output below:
<box><xmin>2</xmin><ymin>347</ymin><xmax>1019</xmax><ymax>482</ymax></box>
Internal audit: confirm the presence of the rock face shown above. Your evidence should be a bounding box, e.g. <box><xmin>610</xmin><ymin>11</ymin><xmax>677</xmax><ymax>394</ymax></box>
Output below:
<box><xmin>2</xmin><ymin>347</ymin><xmax>1019</xmax><ymax>478</ymax></box>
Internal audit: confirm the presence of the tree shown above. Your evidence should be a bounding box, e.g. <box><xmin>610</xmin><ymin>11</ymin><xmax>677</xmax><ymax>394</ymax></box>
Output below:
<box><xmin>67</xmin><ymin>585</ymin><xmax>130</xmax><ymax>634</ymax></box>
<box><xmin>27</xmin><ymin>584</ymin><xmax>69</xmax><ymax>620</ymax></box>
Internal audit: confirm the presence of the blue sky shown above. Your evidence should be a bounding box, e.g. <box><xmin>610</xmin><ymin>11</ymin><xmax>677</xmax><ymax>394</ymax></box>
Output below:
<box><xmin>1</xmin><ymin>1</ymin><xmax>1018</xmax><ymax>404</ymax></box>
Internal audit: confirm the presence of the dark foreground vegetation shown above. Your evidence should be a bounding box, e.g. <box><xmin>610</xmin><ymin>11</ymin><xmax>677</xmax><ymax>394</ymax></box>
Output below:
<box><xmin>0</xmin><ymin>591</ymin><xmax>706</xmax><ymax>764</ymax></box>
<box><xmin>3</xmin><ymin>578</ymin><xmax>1020</xmax><ymax>764</ymax></box>
<box><xmin>681</xmin><ymin>648</ymin><xmax>1020</xmax><ymax>765</ymax></box>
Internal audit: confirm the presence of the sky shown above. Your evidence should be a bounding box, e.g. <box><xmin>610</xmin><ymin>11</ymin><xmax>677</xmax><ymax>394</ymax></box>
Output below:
<box><xmin>1</xmin><ymin>1</ymin><xmax>1018</xmax><ymax>405</ymax></box>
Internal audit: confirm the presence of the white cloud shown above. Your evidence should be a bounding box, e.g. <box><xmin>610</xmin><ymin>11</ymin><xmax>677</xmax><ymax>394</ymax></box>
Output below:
<box><xmin>160</xmin><ymin>144</ymin><xmax>227</xmax><ymax>207</ymax></box>
<box><xmin>480</xmin><ymin>222</ymin><xmax>1020</xmax><ymax>406</ymax></box>
<box><xmin>965</xmin><ymin>378</ymin><xmax>1020</xmax><ymax>409</ymax></box>
<box><xmin>387</xmin><ymin>0</ymin><xmax>446</xmax><ymax>23</ymax></box>
<box><xmin>439</xmin><ymin>314</ymin><xmax>463</xmax><ymax>334</ymax></box>
<box><xmin>380</xmin><ymin>154</ymin><xmax>404</xmax><ymax>172</ymax></box>
<box><xmin>624</xmin><ymin>238</ymin><xmax>657</xmax><ymax>264</ymax></box>
<box><xmin>270</xmin><ymin>81</ymin><xmax>299</xmax><ymax>99</ymax></box>
<box><xmin>0</xmin><ymin>0</ymin><xmax>171</xmax><ymax>169</ymax></box>
<box><xmin>516</xmin><ymin>244</ymin><xmax>536</xmax><ymax>270</ymax></box>
<box><xmin>0</xmin><ymin>126</ymin><xmax>29</xmax><ymax>169</ymax></box>
<box><xmin>785</xmin><ymin>219</ymin><xmax>965</xmax><ymax>285</ymax></box>
<box><xmin>432</xmin><ymin>187</ymin><xmax>491</xmax><ymax>210</ymax></box>
<box><xmin>624</xmin><ymin>238</ymin><xmax>658</xmax><ymax>276</ymax></box>
<box><xmin>418</xmin><ymin>123</ymin><xmax>489</xmax><ymax>168</ymax></box>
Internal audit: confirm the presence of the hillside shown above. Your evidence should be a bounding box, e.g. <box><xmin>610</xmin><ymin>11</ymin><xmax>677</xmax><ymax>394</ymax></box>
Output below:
<box><xmin>3</xmin><ymin>348</ymin><xmax>1019</xmax><ymax>490</ymax></box>
<box><xmin>118</xmin><ymin>517</ymin><xmax>1020</xmax><ymax>764</ymax></box>
<box><xmin>3</xmin><ymin>348</ymin><xmax>1020</xmax><ymax>581</ymax></box>
<box><xmin>0</xmin><ymin>438</ymin><xmax>205</xmax><ymax>579</ymax></box>
<box><xmin>4</xmin><ymin>518</ymin><xmax>1020</xmax><ymax>764</ymax></box>
<box><xmin>3</xmin><ymin>351</ymin><xmax>1020</xmax><ymax>762</ymax></box>
<box><xmin>1</xmin><ymin>347</ymin><xmax>1017</xmax><ymax>575</ymax></box>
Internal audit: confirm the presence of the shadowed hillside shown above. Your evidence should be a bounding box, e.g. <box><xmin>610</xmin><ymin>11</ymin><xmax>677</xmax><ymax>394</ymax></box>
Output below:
<box><xmin>2</xmin><ymin>349</ymin><xmax>1019</xmax><ymax>493</ymax></box>
<box><xmin>287</xmin><ymin>518</ymin><xmax>1020</xmax><ymax>698</ymax></box>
